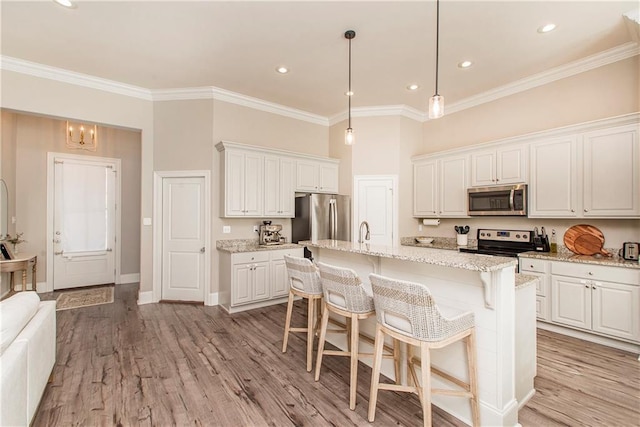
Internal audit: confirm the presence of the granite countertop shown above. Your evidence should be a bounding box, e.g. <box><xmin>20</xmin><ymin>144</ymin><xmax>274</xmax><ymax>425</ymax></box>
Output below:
<box><xmin>519</xmin><ymin>249</ymin><xmax>640</xmax><ymax>270</ymax></box>
<box><xmin>515</xmin><ymin>273</ymin><xmax>539</xmax><ymax>290</ymax></box>
<box><xmin>216</xmin><ymin>239</ymin><xmax>301</xmax><ymax>253</ymax></box>
<box><xmin>400</xmin><ymin>236</ymin><xmax>477</xmax><ymax>251</ymax></box>
<box><xmin>300</xmin><ymin>239</ymin><xmax>516</xmax><ymax>273</ymax></box>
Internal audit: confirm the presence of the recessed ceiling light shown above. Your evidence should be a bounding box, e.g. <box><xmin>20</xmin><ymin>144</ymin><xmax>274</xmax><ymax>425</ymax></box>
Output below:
<box><xmin>345</xmin><ymin>91</ymin><xmax>354</xmax><ymax>96</ymax></box>
<box><xmin>53</xmin><ymin>0</ymin><xmax>76</xmax><ymax>8</ymax></box>
<box><xmin>458</xmin><ymin>60</ymin><xmax>473</xmax><ymax>69</ymax></box>
<box><xmin>537</xmin><ymin>23</ymin><xmax>557</xmax><ymax>33</ymax></box>
<box><xmin>406</xmin><ymin>84</ymin><xmax>420</xmax><ymax>91</ymax></box>
<box><xmin>276</xmin><ymin>66</ymin><xmax>289</xmax><ymax>74</ymax></box>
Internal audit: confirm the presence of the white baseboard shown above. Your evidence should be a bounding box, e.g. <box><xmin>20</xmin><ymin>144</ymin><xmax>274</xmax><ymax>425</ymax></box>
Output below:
<box><xmin>205</xmin><ymin>292</ymin><xmax>219</xmax><ymax>306</ymax></box>
<box><xmin>137</xmin><ymin>290</ymin><xmax>154</xmax><ymax>305</ymax></box>
<box><xmin>120</xmin><ymin>273</ymin><xmax>140</xmax><ymax>284</ymax></box>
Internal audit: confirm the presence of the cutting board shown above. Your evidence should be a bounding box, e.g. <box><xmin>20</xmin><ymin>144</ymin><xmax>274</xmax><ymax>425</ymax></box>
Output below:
<box><xmin>563</xmin><ymin>224</ymin><xmax>610</xmax><ymax>256</ymax></box>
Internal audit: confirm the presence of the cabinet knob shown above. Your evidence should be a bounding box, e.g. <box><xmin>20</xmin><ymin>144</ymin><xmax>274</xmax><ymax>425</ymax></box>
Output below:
<box><xmin>530</xmin><ymin>265</ymin><xmax>534</xmax><ymax>269</ymax></box>
<box><xmin>588</xmin><ymin>272</ymin><xmax>593</xmax><ymax>276</ymax></box>
<box><xmin>584</xmin><ymin>209</ymin><xmax>588</xmax><ymax>212</ymax></box>
<box><xmin>592</xmin><ymin>285</ymin><xmax>596</xmax><ymax>290</ymax></box>
<box><xmin>571</xmin><ymin>209</ymin><xmax>575</xmax><ymax>213</ymax></box>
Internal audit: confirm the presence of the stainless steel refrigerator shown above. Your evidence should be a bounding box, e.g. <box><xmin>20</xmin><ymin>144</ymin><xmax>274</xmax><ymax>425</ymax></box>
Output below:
<box><xmin>292</xmin><ymin>193</ymin><xmax>351</xmax><ymax>243</ymax></box>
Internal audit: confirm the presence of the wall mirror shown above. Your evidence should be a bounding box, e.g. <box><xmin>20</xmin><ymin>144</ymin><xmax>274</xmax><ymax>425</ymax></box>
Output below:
<box><xmin>0</xmin><ymin>179</ymin><xmax>8</xmax><ymax>240</ymax></box>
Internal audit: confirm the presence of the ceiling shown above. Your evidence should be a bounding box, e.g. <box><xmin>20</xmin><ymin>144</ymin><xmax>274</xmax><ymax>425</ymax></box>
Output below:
<box><xmin>1</xmin><ymin>1</ymin><xmax>638</xmax><ymax>118</ymax></box>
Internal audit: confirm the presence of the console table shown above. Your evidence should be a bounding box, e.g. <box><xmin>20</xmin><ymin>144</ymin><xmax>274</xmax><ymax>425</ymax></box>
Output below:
<box><xmin>0</xmin><ymin>253</ymin><xmax>37</xmax><ymax>292</ymax></box>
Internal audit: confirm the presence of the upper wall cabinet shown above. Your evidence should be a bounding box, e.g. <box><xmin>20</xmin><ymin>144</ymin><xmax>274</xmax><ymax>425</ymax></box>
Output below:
<box><xmin>470</xmin><ymin>145</ymin><xmax>527</xmax><ymax>187</ymax></box>
<box><xmin>582</xmin><ymin>124</ymin><xmax>639</xmax><ymax>217</ymax></box>
<box><xmin>219</xmin><ymin>148</ymin><xmax>264</xmax><ymax>217</ymax></box>
<box><xmin>413</xmin><ymin>154</ymin><xmax>469</xmax><ymax>218</ymax></box>
<box><xmin>296</xmin><ymin>159</ymin><xmax>339</xmax><ymax>194</ymax></box>
<box><xmin>217</xmin><ymin>141</ymin><xmax>340</xmax><ymax>218</ymax></box>
<box><xmin>529</xmin><ymin>136</ymin><xmax>579</xmax><ymax>217</ymax></box>
<box><xmin>264</xmin><ymin>155</ymin><xmax>295</xmax><ymax>218</ymax></box>
<box><xmin>529</xmin><ymin>123</ymin><xmax>639</xmax><ymax>218</ymax></box>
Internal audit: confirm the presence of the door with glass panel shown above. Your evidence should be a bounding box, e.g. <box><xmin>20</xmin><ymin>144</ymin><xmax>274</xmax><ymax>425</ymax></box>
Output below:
<box><xmin>53</xmin><ymin>156</ymin><xmax>117</xmax><ymax>289</ymax></box>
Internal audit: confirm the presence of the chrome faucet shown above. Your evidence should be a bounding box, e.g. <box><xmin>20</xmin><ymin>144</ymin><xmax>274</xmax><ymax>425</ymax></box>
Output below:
<box><xmin>358</xmin><ymin>221</ymin><xmax>371</xmax><ymax>243</ymax></box>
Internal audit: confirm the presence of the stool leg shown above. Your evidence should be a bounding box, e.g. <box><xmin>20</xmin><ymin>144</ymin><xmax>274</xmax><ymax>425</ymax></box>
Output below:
<box><xmin>420</xmin><ymin>343</ymin><xmax>432</xmax><ymax>427</ymax></box>
<box><xmin>467</xmin><ymin>329</ymin><xmax>480</xmax><ymax>427</ymax></box>
<box><xmin>282</xmin><ymin>290</ymin><xmax>295</xmax><ymax>353</ymax></box>
<box><xmin>349</xmin><ymin>314</ymin><xmax>359</xmax><ymax>410</ymax></box>
<box><xmin>367</xmin><ymin>324</ymin><xmax>385</xmax><ymax>422</ymax></box>
<box><xmin>306</xmin><ymin>295</ymin><xmax>315</xmax><ymax>372</ymax></box>
<box><xmin>393</xmin><ymin>338</ymin><xmax>401</xmax><ymax>384</ymax></box>
<box><xmin>314</xmin><ymin>303</ymin><xmax>330</xmax><ymax>381</ymax></box>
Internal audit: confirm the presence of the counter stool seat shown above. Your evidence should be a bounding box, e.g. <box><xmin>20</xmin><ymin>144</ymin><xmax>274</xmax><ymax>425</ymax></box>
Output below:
<box><xmin>315</xmin><ymin>263</ymin><xmax>398</xmax><ymax>411</ymax></box>
<box><xmin>282</xmin><ymin>255</ymin><xmax>324</xmax><ymax>372</ymax></box>
<box><xmin>368</xmin><ymin>273</ymin><xmax>480</xmax><ymax>427</ymax></box>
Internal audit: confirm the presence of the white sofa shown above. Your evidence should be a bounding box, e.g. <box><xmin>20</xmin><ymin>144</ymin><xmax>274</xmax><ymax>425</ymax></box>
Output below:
<box><xmin>0</xmin><ymin>292</ymin><xmax>56</xmax><ymax>426</ymax></box>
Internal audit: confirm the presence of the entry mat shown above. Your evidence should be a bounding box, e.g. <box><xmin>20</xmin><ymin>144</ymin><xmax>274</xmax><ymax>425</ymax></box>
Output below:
<box><xmin>56</xmin><ymin>285</ymin><xmax>114</xmax><ymax>311</ymax></box>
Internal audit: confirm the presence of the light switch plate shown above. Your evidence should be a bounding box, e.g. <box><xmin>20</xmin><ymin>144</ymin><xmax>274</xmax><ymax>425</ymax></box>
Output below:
<box><xmin>143</xmin><ymin>217</ymin><xmax>152</xmax><ymax>226</ymax></box>
<box><xmin>223</xmin><ymin>226</ymin><xmax>231</xmax><ymax>233</ymax></box>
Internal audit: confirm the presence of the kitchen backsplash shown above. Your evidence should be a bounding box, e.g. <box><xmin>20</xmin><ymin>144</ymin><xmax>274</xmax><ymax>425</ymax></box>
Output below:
<box><xmin>415</xmin><ymin>218</ymin><xmax>640</xmax><ymax>250</ymax></box>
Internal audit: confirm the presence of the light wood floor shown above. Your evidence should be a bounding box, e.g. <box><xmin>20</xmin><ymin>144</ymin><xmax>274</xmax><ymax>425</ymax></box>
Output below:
<box><xmin>34</xmin><ymin>283</ymin><xmax>640</xmax><ymax>426</ymax></box>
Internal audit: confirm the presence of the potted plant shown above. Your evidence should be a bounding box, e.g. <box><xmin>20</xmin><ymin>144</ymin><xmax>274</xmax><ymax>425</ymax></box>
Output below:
<box><xmin>3</xmin><ymin>232</ymin><xmax>26</xmax><ymax>253</ymax></box>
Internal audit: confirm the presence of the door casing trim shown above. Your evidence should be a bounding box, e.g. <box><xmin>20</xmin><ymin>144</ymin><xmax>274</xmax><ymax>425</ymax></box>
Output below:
<box><xmin>153</xmin><ymin>170</ymin><xmax>211</xmax><ymax>304</ymax></box>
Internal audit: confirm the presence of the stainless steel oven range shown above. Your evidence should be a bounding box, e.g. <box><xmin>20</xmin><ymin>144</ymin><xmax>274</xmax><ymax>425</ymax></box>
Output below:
<box><xmin>459</xmin><ymin>229</ymin><xmax>536</xmax><ymax>261</ymax></box>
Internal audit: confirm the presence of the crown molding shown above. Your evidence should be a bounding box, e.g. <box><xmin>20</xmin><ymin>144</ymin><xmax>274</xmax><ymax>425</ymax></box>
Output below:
<box><xmin>210</xmin><ymin>87</ymin><xmax>329</xmax><ymax>126</ymax></box>
<box><xmin>328</xmin><ymin>105</ymin><xmax>426</xmax><ymax>126</ymax></box>
<box><xmin>446</xmin><ymin>41</ymin><xmax>640</xmax><ymax>115</ymax></box>
<box><xmin>0</xmin><ymin>55</ymin><xmax>152</xmax><ymax>101</ymax></box>
<box><xmin>2</xmin><ymin>40</ymin><xmax>637</xmax><ymax>126</ymax></box>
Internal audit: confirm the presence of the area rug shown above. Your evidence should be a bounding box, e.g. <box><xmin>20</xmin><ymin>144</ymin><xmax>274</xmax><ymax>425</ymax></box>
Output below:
<box><xmin>56</xmin><ymin>286</ymin><xmax>114</xmax><ymax>311</ymax></box>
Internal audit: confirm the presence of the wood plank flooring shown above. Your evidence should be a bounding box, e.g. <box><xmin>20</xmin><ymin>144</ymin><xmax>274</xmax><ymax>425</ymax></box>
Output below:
<box><xmin>34</xmin><ymin>283</ymin><xmax>640</xmax><ymax>426</ymax></box>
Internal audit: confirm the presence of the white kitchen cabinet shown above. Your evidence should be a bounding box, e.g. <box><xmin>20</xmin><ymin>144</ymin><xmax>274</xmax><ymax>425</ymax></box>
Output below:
<box><xmin>550</xmin><ymin>261</ymin><xmax>640</xmax><ymax>343</ymax></box>
<box><xmin>582</xmin><ymin>124</ymin><xmax>639</xmax><ymax>217</ymax></box>
<box><xmin>520</xmin><ymin>258</ymin><xmax>549</xmax><ymax>321</ymax></box>
<box><xmin>413</xmin><ymin>159</ymin><xmax>438</xmax><ymax>216</ymax></box>
<box><xmin>264</xmin><ymin>155</ymin><xmax>295</xmax><ymax>217</ymax></box>
<box><xmin>412</xmin><ymin>154</ymin><xmax>468</xmax><ymax>218</ymax></box>
<box><xmin>529</xmin><ymin>136</ymin><xmax>579</xmax><ymax>217</ymax></box>
<box><xmin>470</xmin><ymin>145</ymin><xmax>527</xmax><ymax>187</ymax></box>
<box><xmin>219</xmin><ymin>148</ymin><xmax>264</xmax><ymax>217</ymax></box>
<box><xmin>219</xmin><ymin>247</ymin><xmax>303</xmax><ymax>313</ymax></box>
<box><xmin>296</xmin><ymin>159</ymin><xmax>339</xmax><ymax>193</ymax></box>
<box><xmin>231</xmin><ymin>252</ymin><xmax>270</xmax><ymax>306</ymax></box>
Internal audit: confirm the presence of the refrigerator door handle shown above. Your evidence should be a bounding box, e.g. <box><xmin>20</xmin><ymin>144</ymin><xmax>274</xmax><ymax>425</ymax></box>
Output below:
<box><xmin>329</xmin><ymin>198</ymin><xmax>337</xmax><ymax>240</ymax></box>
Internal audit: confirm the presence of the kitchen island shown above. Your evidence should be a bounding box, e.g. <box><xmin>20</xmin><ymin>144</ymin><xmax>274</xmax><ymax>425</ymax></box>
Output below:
<box><xmin>300</xmin><ymin>239</ymin><xmax>536</xmax><ymax>427</ymax></box>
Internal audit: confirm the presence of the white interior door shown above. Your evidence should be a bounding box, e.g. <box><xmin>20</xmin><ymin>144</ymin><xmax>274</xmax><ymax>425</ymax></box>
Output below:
<box><xmin>161</xmin><ymin>176</ymin><xmax>205</xmax><ymax>302</ymax></box>
<box><xmin>354</xmin><ymin>176</ymin><xmax>397</xmax><ymax>247</ymax></box>
<box><xmin>53</xmin><ymin>157</ymin><xmax>116</xmax><ymax>289</ymax></box>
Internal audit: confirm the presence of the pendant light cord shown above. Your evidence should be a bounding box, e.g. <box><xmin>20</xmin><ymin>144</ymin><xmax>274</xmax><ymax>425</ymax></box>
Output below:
<box><xmin>348</xmin><ymin>34</ymin><xmax>352</xmax><ymax>128</ymax></box>
<box><xmin>435</xmin><ymin>0</ymin><xmax>440</xmax><ymax>96</ymax></box>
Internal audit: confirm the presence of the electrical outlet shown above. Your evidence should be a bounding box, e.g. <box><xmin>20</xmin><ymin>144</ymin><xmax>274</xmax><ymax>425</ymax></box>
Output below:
<box><xmin>253</xmin><ymin>225</ymin><xmax>259</xmax><ymax>232</ymax></box>
<box><xmin>418</xmin><ymin>224</ymin><xmax>423</xmax><ymax>231</ymax></box>
<box><xmin>223</xmin><ymin>226</ymin><xmax>231</xmax><ymax>234</ymax></box>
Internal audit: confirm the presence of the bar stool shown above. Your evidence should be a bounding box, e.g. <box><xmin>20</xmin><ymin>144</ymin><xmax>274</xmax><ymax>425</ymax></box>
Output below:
<box><xmin>282</xmin><ymin>255</ymin><xmax>324</xmax><ymax>372</ymax></box>
<box><xmin>314</xmin><ymin>262</ymin><xmax>398</xmax><ymax>411</ymax></box>
<box><xmin>367</xmin><ymin>273</ymin><xmax>480</xmax><ymax>427</ymax></box>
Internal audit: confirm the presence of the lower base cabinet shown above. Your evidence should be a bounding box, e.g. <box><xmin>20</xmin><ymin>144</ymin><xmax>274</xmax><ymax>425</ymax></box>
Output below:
<box><xmin>219</xmin><ymin>247</ymin><xmax>303</xmax><ymax>313</ymax></box>
<box><xmin>520</xmin><ymin>257</ymin><xmax>640</xmax><ymax>344</ymax></box>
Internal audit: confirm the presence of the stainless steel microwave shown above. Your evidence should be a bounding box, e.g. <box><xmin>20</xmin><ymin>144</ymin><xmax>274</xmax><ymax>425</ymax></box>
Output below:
<box><xmin>467</xmin><ymin>184</ymin><xmax>528</xmax><ymax>216</ymax></box>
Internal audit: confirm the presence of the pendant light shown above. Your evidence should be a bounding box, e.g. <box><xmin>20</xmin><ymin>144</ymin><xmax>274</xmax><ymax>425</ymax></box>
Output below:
<box><xmin>345</xmin><ymin>30</ymin><xmax>356</xmax><ymax>145</ymax></box>
<box><xmin>429</xmin><ymin>0</ymin><xmax>444</xmax><ymax>119</ymax></box>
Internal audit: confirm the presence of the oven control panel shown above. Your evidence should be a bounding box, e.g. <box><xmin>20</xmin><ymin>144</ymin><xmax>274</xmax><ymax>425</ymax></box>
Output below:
<box><xmin>477</xmin><ymin>229</ymin><xmax>531</xmax><ymax>243</ymax></box>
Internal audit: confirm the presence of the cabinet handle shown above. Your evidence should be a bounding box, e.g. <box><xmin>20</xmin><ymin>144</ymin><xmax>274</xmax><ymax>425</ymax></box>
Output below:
<box><xmin>584</xmin><ymin>284</ymin><xmax>589</xmax><ymax>288</ymax></box>
<box><xmin>592</xmin><ymin>285</ymin><xmax>596</xmax><ymax>290</ymax></box>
